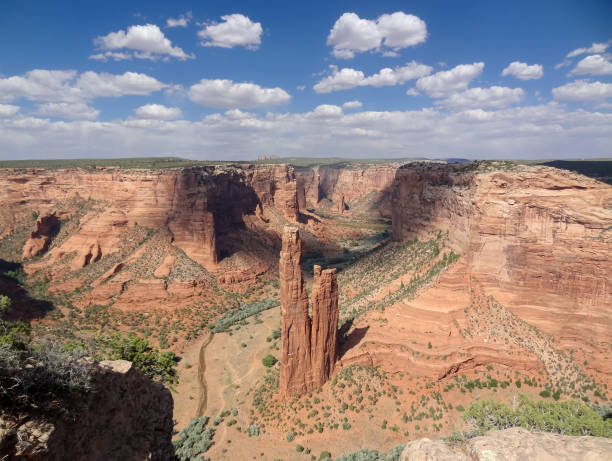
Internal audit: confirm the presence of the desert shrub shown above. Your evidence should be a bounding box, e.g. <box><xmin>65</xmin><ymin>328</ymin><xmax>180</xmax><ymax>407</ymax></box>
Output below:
<box><xmin>286</xmin><ymin>431</ymin><xmax>295</xmax><ymax>442</ymax></box>
<box><xmin>333</xmin><ymin>443</ymin><xmax>405</xmax><ymax>461</ymax></box>
<box><xmin>247</xmin><ymin>424</ymin><xmax>260</xmax><ymax>437</ymax></box>
<box><xmin>271</xmin><ymin>327</ymin><xmax>281</xmax><ymax>340</ymax></box>
<box><xmin>320</xmin><ymin>451</ymin><xmax>332</xmax><ymax>459</ymax></box>
<box><xmin>173</xmin><ymin>416</ymin><xmax>215</xmax><ymax>461</ymax></box>
<box><xmin>296</xmin><ymin>444</ymin><xmax>304</xmax><ymax>452</ymax></box>
<box><xmin>463</xmin><ymin>394</ymin><xmax>612</xmax><ymax>437</ymax></box>
<box><xmin>211</xmin><ymin>299</ymin><xmax>278</xmax><ymax>333</ymax></box>
<box><xmin>0</xmin><ymin>340</ymin><xmax>93</xmax><ymax>413</ymax></box>
<box><xmin>101</xmin><ymin>333</ymin><xmax>177</xmax><ymax>384</ymax></box>
<box><xmin>262</xmin><ymin>354</ymin><xmax>278</xmax><ymax>367</ymax></box>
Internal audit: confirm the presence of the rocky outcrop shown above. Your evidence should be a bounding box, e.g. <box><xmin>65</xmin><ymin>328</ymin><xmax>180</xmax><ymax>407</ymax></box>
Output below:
<box><xmin>279</xmin><ymin>227</ymin><xmax>339</xmax><ymax>396</ymax></box>
<box><xmin>310</xmin><ymin>265</ymin><xmax>339</xmax><ymax>388</ymax></box>
<box><xmin>279</xmin><ymin>227</ymin><xmax>313</xmax><ymax>396</ymax></box>
<box><xmin>0</xmin><ymin>360</ymin><xmax>174</xmax><ymax>461</ymax></box>
<box><xmin>400</xmin><ymin>427</ymin><xmax>612</xmax><ymax>461</ymax></box>
<box><xmin>22</xmin><ymin>213</ymin><xmax>59</xmax><ymax>259</ymax></box>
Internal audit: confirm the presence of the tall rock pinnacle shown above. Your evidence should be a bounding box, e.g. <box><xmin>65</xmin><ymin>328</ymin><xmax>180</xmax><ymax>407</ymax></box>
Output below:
<box><xmin>279</xmin><ymin>227</ymin><xmax>339</xmax><ymax>397</ymax></box>
<box><xmin>311</xmin><ymin>265</ymin><xmax>339</xmax><ymax>387</ymax></box>
<box><xmin>279</xmin><ymin>227</ymin><xmax>313</xmax><ymax>396</ymax></box>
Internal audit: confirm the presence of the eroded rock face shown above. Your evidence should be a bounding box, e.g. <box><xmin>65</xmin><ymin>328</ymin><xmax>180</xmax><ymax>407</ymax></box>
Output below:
<box><xmin>400</xmin><ymin>427</ymin><xmax>612</xmax><ymax>461</ymax></box>
<box><xmin>279</xmin><ymin>227</ymin><xmax>313</xmax><ymax>396</ymax></box>
<box><xmin>22</xmin><ymin>213</ymin><xmax>59</xmax><ymax>259</ymax></box>
<box><xmin>311</xmin><ymin>265</ymin><xmax>339</xmax><ymax>388</ymax></box>
<box><xmin>279</xmin><ymin>228</ymin><xmax>339</xmax><ymax>396</ymax></box>
<box><xmin>295</xmin><ymin>163</ymin><xmax>399</xmax><ymax>216</ymax></box>
<box><xmin>390</xmin><ymin>162</ymin><xmax>612</xmax><ymax>369</ymax></box>
<box><xmin>0</xmin><ymin>360</ymin><xmax>174</xmax><ymax>461</ymax></box>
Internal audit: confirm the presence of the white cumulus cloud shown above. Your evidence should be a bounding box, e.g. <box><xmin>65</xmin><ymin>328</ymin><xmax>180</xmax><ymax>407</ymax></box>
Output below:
<box><xmin>415</xmin><ymin>63</ymin><xmax>484</xmax><ymax>97</ymax></box>
<box><xmin>188</xmin><ymin>79</ymin><xmax>290</xmax><ymax>108</ymax></box>
<box><xmin>93</xmin><ymin>24</ymin><xmax>193</xmax><ymax>61</ymax></box>
<box><xmin>570</xmin><ymin>54</ymin><xmax>612</xmax><ymax>76</ymax></box>
<box><xmin>0</xmin><ymin>69</ymin><xmax>166</xmax><ymax>106</ymax></box>
<box><xmin>35</xmin><ymin>102</ymin><xmax>100</xmax><ymax>120</ymax></box>
<box><xmin>342</xmin><ymin>100</ymin><xmax>362</xmax><ymax>109</ymax></box>
<box><xmin>198</xmin><ymin>14</ymin><xmax>262</xmax><ymax>49</ymax></box>
<box><xmin>552</xmin><ymin>80</ymin><xmax>612</xmax><ymax>101</ymax></box>
<box><xmin>0</xmin><ymin>104</ymin><xmax>20</xmax><ymax>118</ymax></box>
<box><xmin>75</xmin><ymin>72</ymin><xmax>167</xmax><ymax>98</ymax></box>
<box><xmin>566</xmin><ymin>41</ymin><xmax>610</xmax><ymax>58</ymax></box>
<box><xmin>167</xmin><ymin>13</ymin><xmax>191</xmax><ymax>28</ymax></box>
<box><xmin>134</xmin><ymin>104</ymin><xmax>182</xmax><ymax>120</ymax></box>
<box><xmin>314</xmin><ymin>61</ymin><xmax>432</xmax><ymax>93</ymax></box>
<box><xmin>327</xmin><ymin>11</ymin><xmax>426</xmax><ymax>59</ymax></box>
<box><xmin>438</xmin><ymin>86</ymin><xmax>524</xmax><ymax>109</ymax></box>
<box><xmin>501</xmin><ymin>61</ymin><xmax>543</xmax><ymax>80</ymax></box>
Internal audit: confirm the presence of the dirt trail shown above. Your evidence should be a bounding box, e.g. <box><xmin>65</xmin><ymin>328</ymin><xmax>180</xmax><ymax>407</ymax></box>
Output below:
<box><xmin>196</xmin><ymin>330</ymin><xmax>213</xmax><ymax>416</ymax></box>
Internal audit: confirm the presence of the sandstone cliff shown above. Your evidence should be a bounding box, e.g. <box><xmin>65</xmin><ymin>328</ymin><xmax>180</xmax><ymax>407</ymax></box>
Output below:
<box><xmin>0</xmin><ymin>164</ymin><xmax>300</xmax><ymax>308</ymax></box>
<box><xmin>0</xmin><ymin>360</ymin><xmax>174</xmax><ymax>461</ymax></box>
<box><xmin>296</xmin><ymin>163</ymin><xmax>399</xmax><ymax>216</ymax></box>
<box><xmin>279</xmin><ymin>227</ymin><xmax>339</xmax><ymax>396</ymax></box>
<box><xmin>340</xmin><ymin>162</ymin><xmax>611</xmax><ymax>390</ymax></box>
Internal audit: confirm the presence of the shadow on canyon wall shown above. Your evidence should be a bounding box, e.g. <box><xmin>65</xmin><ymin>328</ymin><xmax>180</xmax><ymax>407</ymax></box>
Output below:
<box><xmin>0</xmin><ymin>259</ymin><xmax>55</xmax><ymax>322</ymax></box>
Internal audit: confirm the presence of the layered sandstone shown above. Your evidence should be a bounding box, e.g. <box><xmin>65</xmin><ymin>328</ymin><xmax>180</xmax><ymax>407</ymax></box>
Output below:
<box><xmin>279</xmin><ymin>227</ymin><xmax>313</xmax><ymax>396</ymax></box>
<box><xmin>0</xmin><ymin>164</ymin><xmax>301</xmax><ymax>307</ymax></box>
<box><xmin>22</xmin><ymin>213</ymin><xmax>59</xmax><ymax>259</ymax></box>
<box><xmin>400</xmin><ymin>427</ymin><xmax>612</xmax><ymax>461</ymax></box>
<box><xmin>296</xmin><ymin>163</ymin><xmax>399</xmax><ymax>216</ymax></box>
<box><xmin>310</xmin><ymin>265</ymin><xmax>339</xmax><ymax>387</ymax></box>
<box><xmin>341</xmin><ymin>162</ymin><xmax>611</xmax><ymax>386</ymax></box>
<box><xmin>279</xmin><ymin>228</ymin><xmax>339</xmax><ymax>396</ymax></box>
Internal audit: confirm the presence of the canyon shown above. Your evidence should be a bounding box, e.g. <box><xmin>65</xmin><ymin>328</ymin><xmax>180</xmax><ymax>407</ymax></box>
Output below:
<box><xmin>0</xmin><ymin>159</ymin><xmax>610</xmax><ymax>459</ymax></box>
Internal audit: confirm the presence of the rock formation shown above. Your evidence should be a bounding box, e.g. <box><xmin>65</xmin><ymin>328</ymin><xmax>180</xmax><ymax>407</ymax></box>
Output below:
<box><xmin>0</xmin><ymin>360</ymin><xmax>174</xmax><ymax>461</ymax></box>
<box><xmin>310</xmin><ymin>265</ymin><xmax>339</xmax><ymax>387</ymax></box>
<box><xmin>400</xmin><ymin>427</ymin><xmax>612</xmax><ymax>461</ymax></box>
<box><xmin>279</xmin><ymin>227</ymin><xmax>339</xmax><ymax>396</ymax></box>
<box><xmin>295</xmin><ymin>163</ymin><xmax>400</xmax><ymax>216</ymax></box>
<box><xmin>22</xmin><ymin>213</ymin><xmax>59</xmax><ymax>259</ymax></box>
<box><xmin>279</xmin><ymin>227</ymin><xmax>313</xmax><ymax>396</ymax></box>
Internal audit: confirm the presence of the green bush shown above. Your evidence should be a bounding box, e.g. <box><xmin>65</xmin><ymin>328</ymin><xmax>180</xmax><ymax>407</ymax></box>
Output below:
<box><xmin>262</xmin><ymin>354</ymin><xmax>278</xmax><ymax>367</ymax></box>
<box><xmin>333</xmin><ymin>443</ymin><xmax>405</xmax><ymax>461</ymax></box>
<box><xmin>101</xmin><ymin>333</ymin><xmax>177</xmax><ymax>384</ymax></box>
<box><xmin>296</xmin><ymin>444</ymin><xmax>304</xmax><ymax>452</ymax></box>
<box><xmin>539</xmin><ymin>389</ymin><xmax>551</xmax><ymax>398</ymax></box>
<box><xmin>463</xmin><ymin>394</ymin><xmax>612</xmax><ymax>437</ymax></box>
<box><xmin>173</xmin><ymin>416</ymin><xmax>215</xmax><ymax>461</ymax></box>
<box><xmin>211</xmin><ymin>299</ymin><xmax>278</xmax><ymax>333</ymax></box>
<box><xmin>320</xmin><ymin>451</ymin><xmax>332</xmax><ymax>459</ymax></box>
<box><xmin>248</xmin><ymin>424</ymin><xmax>260</xmax><ymax>437</ymax></box>
<box><xmin>286</xmin><ymin>431</ymin><xmax>295</xmax><ymax>442</ymax></box>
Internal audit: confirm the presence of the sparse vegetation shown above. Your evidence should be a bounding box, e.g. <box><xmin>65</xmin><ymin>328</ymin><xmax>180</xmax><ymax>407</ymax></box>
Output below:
<box><xmin>173</xmin><ymin>416</ymin><xmax>215</xmax><ymax>461</ymax></box>
<box><xmin>463</xmin><ymin>394</ymin><xmax>612</xmax><ymax>437</ymax></box>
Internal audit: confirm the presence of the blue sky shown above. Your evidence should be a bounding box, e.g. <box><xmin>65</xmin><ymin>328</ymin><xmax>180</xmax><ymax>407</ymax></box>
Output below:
<box><xmin>0</xmin><ymin>0</ymin><xmax>611</xmax><ymax>159</ymax></box>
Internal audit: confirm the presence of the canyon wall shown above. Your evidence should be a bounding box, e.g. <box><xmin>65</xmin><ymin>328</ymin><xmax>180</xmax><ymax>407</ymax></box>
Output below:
<box><xmin>279</xmin><ymin>227</ymin><xmax>339</xmax><ymax>396</ymax></box>
<box><xmin>296</xmin><ymin>163</ymin><xmax>399</xmax><ymax>216</ymax></box>
<box><xmin>1</xmin><ymin>164</ymin><xmax>298</xmax><ymax>269</ymax></box>
<box><xmin>0</xmin><ymin>164</ymin><xmax>300</xmax><ymax>307</ymax></box>
<box><xmin>390</xmin><ymin>162</ymin><xmax>612</xmax><ymax>361</ymax></box>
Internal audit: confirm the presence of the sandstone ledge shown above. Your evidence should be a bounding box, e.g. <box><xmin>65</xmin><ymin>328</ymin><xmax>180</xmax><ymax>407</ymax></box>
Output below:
<box><xmin>400</xmin><ymin>427</ymin><xmax>612</xmax><ymax>461</ymax></box>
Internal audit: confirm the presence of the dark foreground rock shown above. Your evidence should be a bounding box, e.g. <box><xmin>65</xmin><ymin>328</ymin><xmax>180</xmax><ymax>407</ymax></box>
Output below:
<box><xmin>0</xmin><ymin>360</ymin><xmax>174</xmax><ymax>461</ymax></box>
